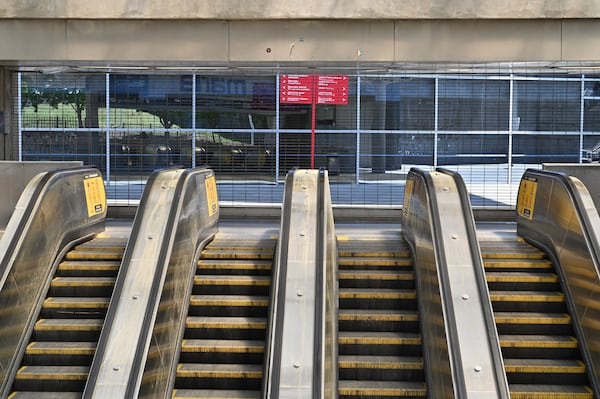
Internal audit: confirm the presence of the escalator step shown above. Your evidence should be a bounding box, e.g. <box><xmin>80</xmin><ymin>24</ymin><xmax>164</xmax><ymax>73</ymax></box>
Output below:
<box><xmin>172</xmin><ymin>389</ymin><xmax>260</xmax><ymax>398</ymax></box>
<box><xmin>339</xmin><ymin>355</ymin><xmax>423</xmax><ymax>380</ymax></box>
<box><xmin>24</xmin><ymin>342</ymin><xmax>95</xmax><ymax>366</ymax></box>
<box><xmin>190</xmin><ymin>295</ymin><xmax>269</xmax><ymax>308</ymax></box>
<box><xmin>339</xmin><ymin>355</ymin><xmax>423</xmax><ymax>370</ymax></box>
<box><xmin>176</xmin><ymin>363</ymin><xmax>262</xmax><ymax>388</ymax></box>
<box><xmin>200</xmin><ymin>249</ymin><xmax>272</xmax><ymax>260</ymax></box>
<box><xmin>337</xmin><ymin>249</ymin><xmax>410</xmax><ymax>258</ymax></box>
<box><xmin>338</xmin><ymin>309</ymin><xmax>419</xmax><ymax>332</ymax></box>
<box><xmin>197</xmin><ymin>259</ymin><xmax>272</xmax><ymax>274</ymax></box>
<box><xmin>509</xmin><ymin>384</ymin><xmax>593</xmax><ymax>399</ymax></box>
<box><xmin>339</xmin><ymin>289</ymin><xmax>416</xmax><ymax>300</ymax></box>
<box><xmin>203</xmin><ymin>239</ymin><xmax>276</xmax><ymax>250</ymax></box>
<box><xmin>194</xmin><ymin>275</ymin><xmax>270</xmax><ymax>291</ymax></box>
<box><xmin>339</xmin><ymin>332</ymin><xmax>421</xmax><ymax>356</ymax></box>
<box><xmin>483</xmin><ymin>258</ymin><xmax>553</xmax><ymax>270</ymax></box>
<box><xmin>479</xmin><ymin>241</ymin><xmax>545</xmax><ymax>259</ymax></box>
<box><xmin>339</xmin><ymin>331</ymin><xmax>421</xmax><ymax>346</ymax></box>
<box><xmin>338</xmin><ymin>257</ymin><xmax>412</xmax><ymax>268</ymax></box>
<box><xmin>486</xmin><ymin>272</ymin><xmax>558</xmax><ymax>283</ymax></box>
<box><xmin>186</xmin><ymin>316</ymin><xmax>267</xmax><ymax>330</ymax></box>
<box><xmin>339</xmin><ymin>270</ymin><xmax>414</xmax><ymax>288</ymax></box>
<box><xmin>181</xmin><ymin>339</ymin><xmax>264</xmax><ymax>354</ymax></box>
<box><xmin>490</xmin><ymin>291</ymin><xmax>564</xmax><ymax>303</ymax></box>
<box><xmin>185</xmin><ymin>316</ymin><xmax>267</xmax><ymax>340</ymax></box>
<box><xmin>339</xmin><ymin>289</ymin><xmax>416</xmax><ymax>310</ymax></box>
<box><xmin>49</xmin><ymin>277</ymin><xmax>115</xmax><ymax>296</ymax></box>
<box><xmin>504</xmin><ymin>359</ymin><xmax>586</xmax><ymax>374</ymax></box>
<box><xmin>63</xmin><ymin>251</ymin><xmax>123</xmax><ymax>261</ymax></box>
<box><xmin>339</xmin><ymin>380</ymin><xmax>427</xmax><ymax>398</ymax></box>
<box><xmin>25</xmin><ymin>341</ymin><xmax>95</xmax><ymax>356</ymax></box>
<box><xmin>13</xmin><ymin>366</ymin><xmax>88</xmax><ymax>391</ymax></box>
<box><xmin>56</xmin><ymin>260</ymin><xmax>120</xmax><ymax>276</ymax></box>
<box><xmin>8</xmin><ymin>392</ymin><xmax>82</xmax><ymax>399</ymax></box>
<box><xmin>500</xmin><ymin>335</ymin><xmax>578</xmax><ymax>349</ymax></box>
<box><xmin>495</xmin><ymin>312</ymin><xmax>571</xmax><ymax>325</ymax></box>
<box><xmin>42</xmin><ymin>297</ymin><xmax>110</xmax><ymax>317</ymax></box>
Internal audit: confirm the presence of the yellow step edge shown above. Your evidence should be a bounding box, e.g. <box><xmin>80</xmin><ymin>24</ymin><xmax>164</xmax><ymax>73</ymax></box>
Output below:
<box><xmin>186</xmin><ymin>318</ymin><xmax>266</xmax><ymax>330</ymax></box>
<box><xmin>490</xmin><ymin>291</ymin><xmax>564</xmax><ymax>302</ymax></box>
<box><xmin>181</xmin><ymin>340</ymin><xmax>264</xmax><ymax>353</ymax></box>
<box><xmin>190</xmin><ymin>296</ymin><xmax>269</xmax><ymax>307</ymax></box>
<box><xmin>15</xmin><ymin>366</ymin><xmax>89</xmax><ymax>380</ymax></box>
<box><xmin>26</xmin><ymin>342</ymin><xmax>96</xmax><ymax>356</ymax></box>
<box><xmin>500</xmin><ymin>336</ymin><xmax>578</xmax><ymax>349</ymax></box>
<box><xmin>194</xmin><ymin>276</ymin><xmax>271</xmax><ymax>286</ymax></box>
<box><xmin>339</xmin><ymin>387</ymin><xmax>426</xmax><ymax>397</ymax></box>
<box><xmin>504</xmin><ymin>360</ymin><xmax>586</xmax><ymax>374</ymax></box>
<box><xmin>338</xmin><ymin>311</ymin><xmax>419</xmax><ymax>322</ymax></box>
<box><xmin>495</xmin><ymin>313</ymin><xmax>571</xmax><ymax>325</ymax></box>
<box><xmin>339</xmin><ymin>290</ymin><xmax>416</xmax><ymax>300</ymax></box>
<box><xmin>43</xmin><ymin>298</ymin><xmax>110</xmax><ymax>309</ymax></box>
<box><xmin>486</xmin><ymin>273</ymin><xmax>558</xmax><ymax>283</ymax></box>
<box><xmin>339</xmin><ymin>358</ymin><xmax>423</xmax><ymax>370</ymax></box>
<box><xmin>338</xmin><ymin>272</ymin><xmax>414</xmax><ymax>281</ymax></box>
<box><xmin>339</xmin><ymin>336</ymin><xmax>421</xmax><ymax>346</ymax></box>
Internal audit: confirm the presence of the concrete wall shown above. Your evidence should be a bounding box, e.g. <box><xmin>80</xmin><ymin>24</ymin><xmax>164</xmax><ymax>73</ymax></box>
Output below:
<box><xmin>1</xmin><ymin>19</ymin><xmax>600</xmax><ymax>64</ymax></box>
<box><xmin>1</xmin><ymin>0</ymin><xmax>599</xmax><ymax>19</ymax></box>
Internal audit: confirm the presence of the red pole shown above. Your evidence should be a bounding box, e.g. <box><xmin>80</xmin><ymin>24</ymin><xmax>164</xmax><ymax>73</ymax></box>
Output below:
<box><xmin>310</xmin><ymin>74</ymin><xmax>317</xmax><ymax>169</ymax></box>
<box><xmin>311</xmin><ymin>101</ymin><xmax>316</xmax><ymax>169</ymax></box>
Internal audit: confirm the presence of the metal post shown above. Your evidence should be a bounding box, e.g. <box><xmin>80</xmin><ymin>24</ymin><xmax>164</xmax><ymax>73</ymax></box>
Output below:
<box><xmin>356</xmin><ymin>75</ymin><xmax>361</xmax><ymax>184</ymax></box>
<box><xmin>17</xmin><ymin>72</ymin><xmax>22</xmax><ymax>162</ymax></box>
<box><xmin>580</xmin><ymin>74</ymin><xmax>585</xmax><ymax>164</ymax></box>
<box><xmin>275</xmin><ymin>72</ymin><xmax>281</xmax><ymax>184</ymax></box>
<box><xmin>192</xmin><ymin>74</ymin><xmax>197</xmax><ymax>167</ymax></box>
<box><xmin>508</xmin><ymin>75</ymin><xmax>514</xmax><ymax>184</ymax></box>
<box><xmin>105</xmin><ymin>73</ymin><xmax>110</xmax><ymax>183</ymax></box>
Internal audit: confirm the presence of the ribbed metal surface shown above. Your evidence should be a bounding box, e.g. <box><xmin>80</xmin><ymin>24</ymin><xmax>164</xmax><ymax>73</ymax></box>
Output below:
<box><xmin>8</xmin><ymin>235</ymin><xmax>126</xmax><ymax>398</ymax></box>
<box><xmin>337</xmin><ymin>238</ymin><xmax>426</xmax><ymax>399</ymax></box>
<box><xmin>173</xmin><ymin>238</ymin><xmax>275</xmax><ymax>399</ymax></box>
<box><xmin>481</xmin><ymin>238</ymin><xmax>594</xmax><ymax>398</ymax></box>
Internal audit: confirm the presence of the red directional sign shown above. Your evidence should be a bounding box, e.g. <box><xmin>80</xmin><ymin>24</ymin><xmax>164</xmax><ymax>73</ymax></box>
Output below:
<box><xmin>316</xmin><ymin>75</ymin><xmax>348</xmax><ymax>105</ymax></box>
<box><xmin>279</xmin><ymin>74</ymin><xmax>349</xmax><ymax>168</ymax></box>
<box><xmin>280</xmin><ymin>74</ymin><xmax>348</xmax><ymax>105</ymax></box>
<box><xmin>279</xmin><ymin>74</ymin><xmax>314</xmax><ymax>104</ymax></box>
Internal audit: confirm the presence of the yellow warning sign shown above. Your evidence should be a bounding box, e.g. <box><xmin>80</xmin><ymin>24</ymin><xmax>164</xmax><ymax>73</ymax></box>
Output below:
<box><xmin>402</xmin><ymin>178</ymin><xmax>414</xmax><ymax>218</ymax></box>
<box><xmin>517</xmin><ymin>176</ymin><xmax>537</xmax><ymax>220</ymax></box>
<box><xmin>83</xmin><ymin>174</ymin><xmax>106</xmax><ymax>217</ymax></box>
<box><xmin>205</xmin><ymin>174</ymin><xmax>218</xmax><ymax>217</ymax></box>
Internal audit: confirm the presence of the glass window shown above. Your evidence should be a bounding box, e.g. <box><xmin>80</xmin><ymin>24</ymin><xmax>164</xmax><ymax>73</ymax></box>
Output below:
<box><xmin>438</xmin><ymin>78</ymin><xmax>509</xmax><ymax>131</ymax></box>
<box><xmin>512</xmin><ymin>133</ymin><xmax>579</xmax><ymax>164</ymax></box>
<box><xmin>437</xmin><ymin>133</ymin><xmax>508</xmax><ymax>165</ymax></box>
<box><xmin>513</xmin><ymin>79</ymin><xmax>580</xmax><ymax>132</ymax></box>
<box><xmin>196</xmin><ymin>75</ymin><xmax>275</xmax><ymax>130</ymax></box>
<box><xmin>21</xmin><ymin>73</ymin><xmax>106</xmax><ymax>129</ymax></box>
<box><xmin>20</xmin><ymin>72</ymin><xmax>107</xmax><ymax>171</ymax></box>
<box><xmin>360</xmin><ymin>77</ymin><xmax>434</xmax><ymax>131</ymax></box>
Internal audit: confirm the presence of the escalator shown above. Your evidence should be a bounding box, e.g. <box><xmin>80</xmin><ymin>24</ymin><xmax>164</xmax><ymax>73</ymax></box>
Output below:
<box><xmin>172</xmin><ymin>234</ymin><xmax>276</xmax><ymax>398</ymax></box>
<box><xmin>480</xmin><ymin>235</ymin><xmax>594</xmax><ymax>398</ymax></box>
<box><xmin>9</xmin><ymin>230</ymin><xmax>127</xmax><ymax>397</ymax></box>
<box><xmin>337</xmin><ymin>236</ymin><xmax>426</xmax><ymax>399</ymax></box>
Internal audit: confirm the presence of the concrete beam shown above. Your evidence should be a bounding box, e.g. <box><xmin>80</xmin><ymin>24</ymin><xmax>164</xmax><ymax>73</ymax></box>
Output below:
<box><xmin>1</xmin><ymin>0</ymin><xmax>599</xmax><ymax>19</ymax></box>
